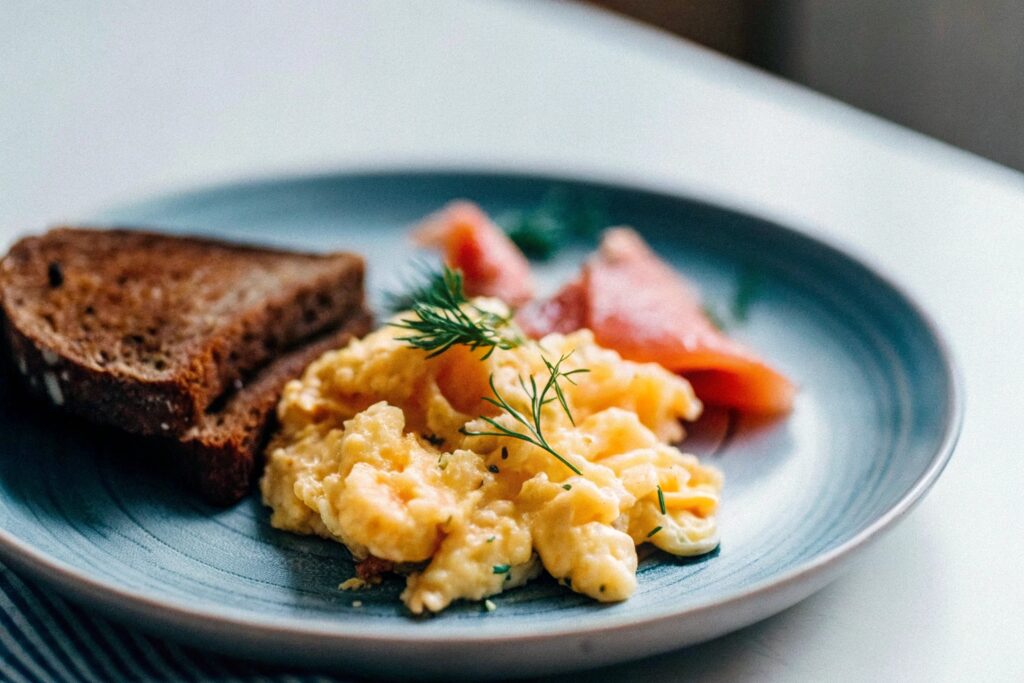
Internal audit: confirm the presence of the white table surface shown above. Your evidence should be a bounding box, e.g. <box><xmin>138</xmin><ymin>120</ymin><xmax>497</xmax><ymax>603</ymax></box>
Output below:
<box><xmin>2</xmin><ymin>1</ymin><xmax>1022</xmax><ymax>681</ymax></box>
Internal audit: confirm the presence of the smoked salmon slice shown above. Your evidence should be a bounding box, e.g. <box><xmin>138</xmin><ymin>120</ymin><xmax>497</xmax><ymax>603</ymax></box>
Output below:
<box><xmin>516</xmin><ymin>276</ymin><xmax>586</xmax><ymax>338</ymax></box>
<box><xmin>412</xmin><ymin>201</ymin><xmax>534</xmax><ymax>307</ymax></box>
<box><xmin>518</xmin><ymin>228</ymin><xmax>795</xmax><ymax>414</ymax></box>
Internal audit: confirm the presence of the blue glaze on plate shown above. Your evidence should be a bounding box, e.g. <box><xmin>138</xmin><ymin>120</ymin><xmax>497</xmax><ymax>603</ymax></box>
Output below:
<box><xmin>0</xmin><ymin>171</ymin><xmax>961</xmax><ymax>678</ymax></box>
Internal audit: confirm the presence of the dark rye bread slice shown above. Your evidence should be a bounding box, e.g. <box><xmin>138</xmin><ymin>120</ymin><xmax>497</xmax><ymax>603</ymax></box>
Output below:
<box><xmin>179</xmin><ymin>311</ymin><xmax>372</xmax><ymax>505</ymax></box>
<box><xmin>0</xmin><ymin>227</ymin><xmax>365</xmax><ymax>436</ymax></box>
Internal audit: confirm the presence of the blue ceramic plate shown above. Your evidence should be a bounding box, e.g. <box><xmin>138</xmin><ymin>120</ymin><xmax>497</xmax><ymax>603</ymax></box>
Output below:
<box><xmin>0</xmin><ymin>171</ymin><xmax>961</xmax><ymax>678</ymax></box>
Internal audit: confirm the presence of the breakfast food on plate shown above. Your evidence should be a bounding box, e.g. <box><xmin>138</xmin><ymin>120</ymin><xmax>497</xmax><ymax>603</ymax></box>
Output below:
<box><xmin>519</xmin><ymin>228</ymin><xmax>795</xmax><ymax>413</ymax></box>
<box><xmin>413</xmin><ymin>200</ymin><xmax>535</xmax><ymax>307</ymax></box>
<box><xmin>1</xmin><ymin>196</ymin><xmax>786</xmax><ymax>611</ymax></box>
<box><xmin>261</xmin><ymin>269</ymin><xmax>722</xmax><ymax>614</ymax></box>
<box><xmin>0</xmin><ymin>227</ymin><xmax>370</xmax><ymax>503</ymax></box>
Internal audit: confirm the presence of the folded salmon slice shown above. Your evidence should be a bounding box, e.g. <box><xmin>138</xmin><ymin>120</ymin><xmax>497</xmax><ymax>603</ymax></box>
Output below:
<box><xmin>518</xmin><ymin>228</ymin><xmax>795</xmax><ymax>414</ymax></box>
<box><xmin>412</xmin><ymin>201</ymin><xmax>534</xmax><ymax>307</ymax></box>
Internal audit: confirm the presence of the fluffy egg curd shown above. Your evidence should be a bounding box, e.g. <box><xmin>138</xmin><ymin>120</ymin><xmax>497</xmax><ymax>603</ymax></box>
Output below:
<box><xmin>260</xmin><ymin>301</ymin><xmax>723</xmax><ymax>614</ymax></box>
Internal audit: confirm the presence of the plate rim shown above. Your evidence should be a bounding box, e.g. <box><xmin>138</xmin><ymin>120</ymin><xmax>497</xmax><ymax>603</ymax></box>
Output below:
<box><xmin>0</xmin><ymin>166</ymin><xmax>964</xmax><ymax>646</ymax></box>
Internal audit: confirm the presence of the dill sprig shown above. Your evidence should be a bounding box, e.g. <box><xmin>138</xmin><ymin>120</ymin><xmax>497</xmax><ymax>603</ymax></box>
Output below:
<box><xmin>389</xmin><ymin>265</ymin><xmax>523</xmax><ymax>359</ymax></box>
<box><xmin>461</xmin><ymin>353</ymin><xmax>589</xmax><ymax>475</ymax></box>
<box><xmin>497</xmin><ymin>188</ymin><xmax>608</xmax><ymax>260</ymax></box>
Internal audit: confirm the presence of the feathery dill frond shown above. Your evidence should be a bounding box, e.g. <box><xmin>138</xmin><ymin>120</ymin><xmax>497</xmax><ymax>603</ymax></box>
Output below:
<box><xmin>389</xmin><ymin>265</ymin><xmax>522</xmax><ymax>359</ymax></box>
<box><xmin>461</xmin><ymin>352</ymin><xmax>589</xmax><ymax>474</ymax></box>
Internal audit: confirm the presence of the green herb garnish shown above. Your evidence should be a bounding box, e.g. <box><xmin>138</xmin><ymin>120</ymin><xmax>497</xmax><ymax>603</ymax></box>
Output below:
<box><xmin>390</xmin><ymin>265</ymin><xmax>522</xmax><ymax>359</ymax></box>
<box><xmin>562</xmin><ymin>484</ymin><xmax>572</xmax><ymax>491</ymax></box>
<box><xmin>646</xmin><ymin>526</ymin><xmax>663</xmax><ymax>539</ymax></box>
<box><xmin>461</xmin><ymin>353</ymin><xmax>589</xmax><ymax>475</ymax></box>
<box><xmin>486</xmin><ymin>536</ymin><xmax>496</xmax><ymax>543</ymax></box>
<box><xmin>498</xmin><ymin>188</ymin><xmax>608</xmax><ymax>260</ymax></box>
<box><xmin>492</xmin><ymin>564</ymin><xmax>511</xmax><ymax>574</ymax></box>
<box><xmin>657</xmin><ymin>485</ymin><xmax>667</xmax><ymax>515</ymax></box>
<box><xmin>503</xmin><ymin>207</ymin><xmax>565</xmax><ymax>260</ymax></box>
<box><xmin>732</xmin><ymin>266</ymin><xmax>762</xmax><ymax>322</ymax></box>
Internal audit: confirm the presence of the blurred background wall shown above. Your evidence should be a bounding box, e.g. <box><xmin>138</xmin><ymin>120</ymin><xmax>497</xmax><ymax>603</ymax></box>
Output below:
<box><xmin>589</xmin><ymin>0</ymin><xmax>1024</xmax><ymax>172</ymax></box>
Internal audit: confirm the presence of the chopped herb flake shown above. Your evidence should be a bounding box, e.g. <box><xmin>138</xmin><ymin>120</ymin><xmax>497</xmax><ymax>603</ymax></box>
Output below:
<box><xmin>562</xmin><ymin>484</ymin><xmax>572</xmax><ymax>491</ymax></box>
<box><xmin>646</xmin><ymin>526</ymin><xmax>663</xmax><ymax>538</ymax></box>
<box><xmin>492</xmin><ymin>564</ymin><xmax>511</xmax><ymax>574</ymax></box>
<box><xmin>657</xmin><ymin>485</ymin><xmax>667</xmax><ymax>515</ymax></box>
<box><xmin>486</xmin><ymin>536</ymin><xmax>496</xmax><ymax>543</ymax></box>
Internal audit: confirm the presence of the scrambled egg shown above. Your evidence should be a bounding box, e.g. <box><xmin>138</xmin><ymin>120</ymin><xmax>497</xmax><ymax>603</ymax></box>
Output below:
<box><xmin>261</xmin><ymin>301</ymin><xmax>722</xmax><ymax>614</ymax></box>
